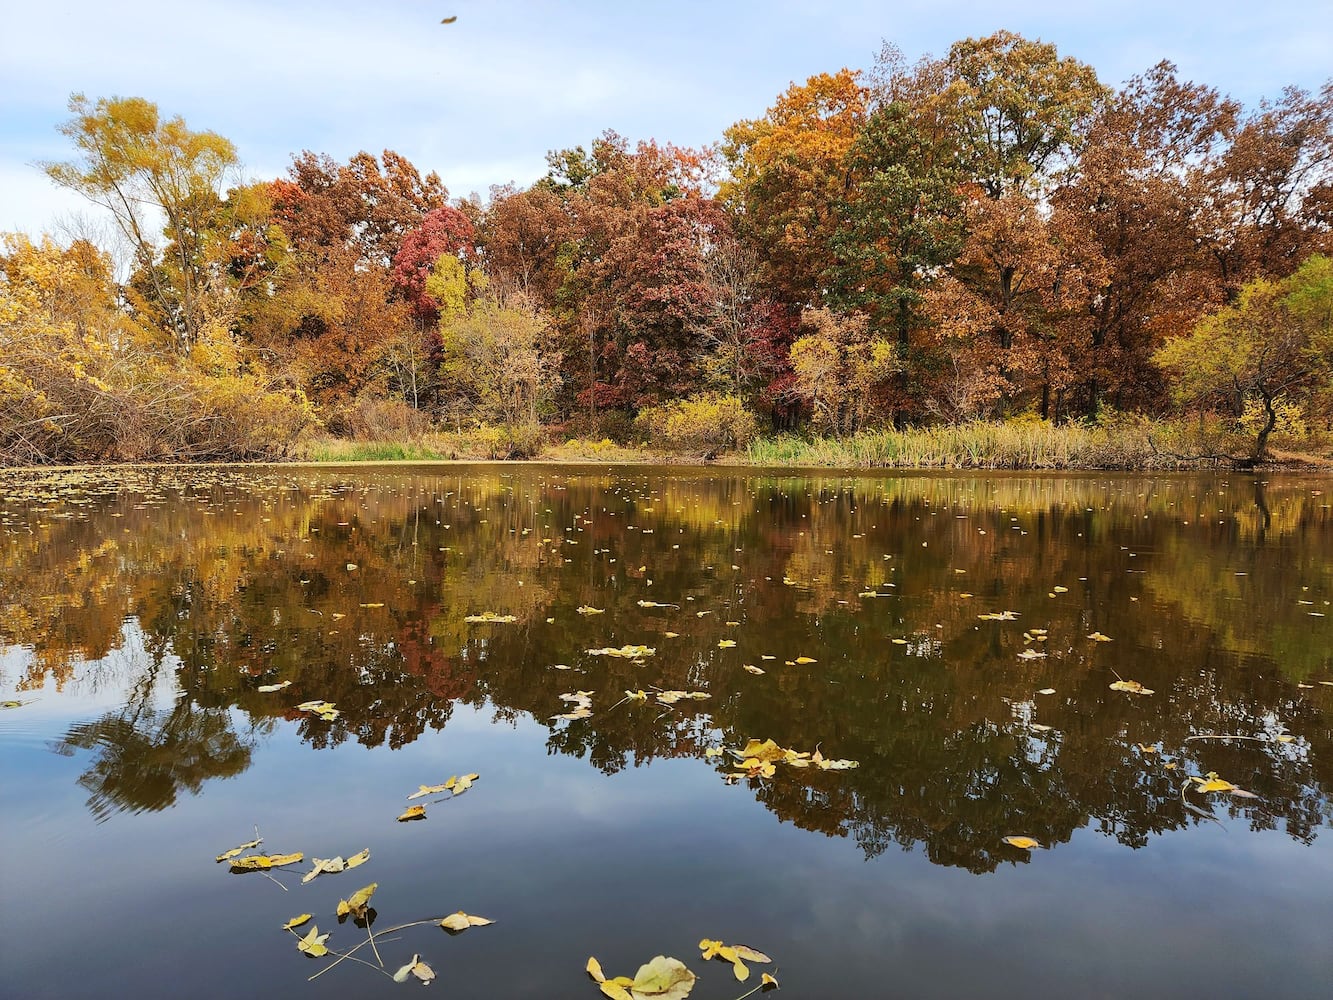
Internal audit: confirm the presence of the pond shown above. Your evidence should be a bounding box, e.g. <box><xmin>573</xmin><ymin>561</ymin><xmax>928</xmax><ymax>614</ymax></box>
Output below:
<box><xmin>2</xmin><ymin>465</ymin><xmax>1331</xmax><ymax>999</ymax></box>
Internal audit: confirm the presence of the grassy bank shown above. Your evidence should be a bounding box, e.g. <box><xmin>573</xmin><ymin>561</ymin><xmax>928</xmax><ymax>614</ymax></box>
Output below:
<box><xmin>286</xmin><ymin>418</ymin><xmax>1333</xmax><ymax>470</ymax></box>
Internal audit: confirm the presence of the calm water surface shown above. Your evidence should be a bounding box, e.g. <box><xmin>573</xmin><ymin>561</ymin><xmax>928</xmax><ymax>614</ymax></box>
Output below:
<box><xmin>2</xmin><ymin>465</ymin><xmax>1331</xmax><ymax>999</ymax></box>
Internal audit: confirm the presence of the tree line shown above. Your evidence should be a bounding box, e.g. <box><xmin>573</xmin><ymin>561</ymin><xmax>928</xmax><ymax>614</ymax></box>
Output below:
<box><xmin>2</xmin><ymin>31</ymin><xmax>1331</xmax><ymax>464</ymax></box>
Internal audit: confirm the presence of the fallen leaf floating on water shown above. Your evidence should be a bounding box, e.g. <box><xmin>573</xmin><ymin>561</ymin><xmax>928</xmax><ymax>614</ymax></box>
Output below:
<box><xmin>699</xmin><ymin>939</ymin><xmax>773</xmax><ymax>982</ymax></box>
<box><xmin>725</xmin><ymin>738</ymin><xmax>857</xmax><ymax>780</ymax></box>
<box><xmin>394</xmin><ymin>954</ymin><xmax>436</xmax><ymax>984</ymax></box>
<box><xmin>1109</xmin><ymin>679</ymin><xmax>1154</xmax><ymax>695</ymax></box>
<box><xmin>464</xmin><ymin>611</ymin><xmax>517</xmax><ymax>623</ymax></box>
<box><xmin>577</xmin><ymin>606</ymin><xmax>605</xmax><ymax>615</ymax></box>
<box><xmin>302</xmin><ymin>856</ymin><xmax>345</xmax><ymax>882</ymax></box>
<box><xmin>1037</xmin><ymin>688</ymin><xmax>1056</xmax><ymax>695</ymax></box>
<box><xmin>1189</xmin><ymin>771</ymin><xmax>1258</xmax><ymax>797</ymax></box>
<box><xmin>1</xmin><ymin>699</ymin><xmax>31</xmax><ymax>709</ymax></box>
<box><xmin>230</xmin><ymin>852</ymin><xmax>303</xmax><ymax>872</ymax></box>
<box><xmin>283</xmin><ymin>913</ymin><xmax>312</xmax><ymax>930</ymax></box>
<box><xmin>295</xmin><ymin>700</ymin><xmax>340</xmax><ymax>722</ymax></box>
<box><xmin>448</xmin><ymin>773</ymin><xmax>479</xmax><ymax>794</ymax></box>
<box><xmin>398</xmin><ymin>805</ymin><xmax>426</xmax><ymax>822</ymax></box>
<box><xmin>717</xmin><ymin>639</ymin><xmax>736</xmax><ymax>649</ymax></box>
<box><xmin>587</xmin><ymin>645</ymin><xmax>656</xmax><ymax>659</ymax></box>
<box><xmin>256</xmin><ymin>681</ymin><xmax>291</xmax><ymax>693</ymax></box>
<box><xmin>978</xmin><ymin>610</ymin><xmax>1020</xmax><ymax>621</ymax></box>
<box><xmin>743</xmin><ymin>664</ymin><xmax>765</xmax><ymax>675</ymax></box>
<box><xmin>407</xmin><ymin>782</ymin><xmax>449</xmax><ymax>800</ymax></box>
<box><xmin>336</xmin><ymin>883</ymin><xmax>377</xmax><ymax>919</ymax></box>
<box><xmin>1087</xmin><ymin>631</ymin><xmax>1114</xmax><ymax>642</ymax></box>
<box><xmin>1002</xmin><ymin>836</ymin><xmax>1042</xmax><ymax>850</ymax></box>
<box><xmin>637</xmin><ymin>600</ymin><xmax>680</xmax><ymax>609</ymax></box>
<box><xmin>793</xmin><ymin>656</ymin><xmax>816</xmax><ymax>665</ymax></box>
<box><xmin>296</xmin><ymin>925</ymin><xmax>331</xmax><ymax>958</ymax></box>
<box><xmin>439</xmin><ymin>911</ymin><xmax>495</xmax><ymax>932</ymax></box>
<box><xmin>215</xmin><ymin>836</ymin><xmax>263</xmax><ymax>862</ymax></box>
<box><xmin>586</xmin><ymin>955</ymin><xmax>697</xmax><ymax>1000</ymax></box>
<box><xmin>761</xmin><ymin>972</ymin><xmax>779</xmax><ymax>989</ymax></box>
<box><xmin>704</xmin><ymin>747</ymin><xmax>724</xmax><ymax>758</ymax></box>
<box><xmin>1053</xmin><ymin>585</ymin><xmax>1069</xmax><ymax>593</ymax></box>
<box><xmin>655</xmin><ymin>690</ymin><xmax>710</xmax><ymax>707</ymax></box>
<box><xmin>1017</xmin><ymin>649</ymin><xmax>1047</xmax><ymax>661</ymax></box>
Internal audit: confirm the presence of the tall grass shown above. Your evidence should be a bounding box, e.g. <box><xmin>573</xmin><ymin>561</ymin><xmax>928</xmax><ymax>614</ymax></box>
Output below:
<box><xmin>743</xmin><ymin>420</ymin><xmax>1194</xmax><ymax>470</ymax></box>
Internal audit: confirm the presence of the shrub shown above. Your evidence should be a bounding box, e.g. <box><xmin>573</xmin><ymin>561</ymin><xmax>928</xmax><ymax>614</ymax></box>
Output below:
<box><xmin>636</xmin><ymin>394</ymin><xmax>759</xmax><ymax>456</ymax></box>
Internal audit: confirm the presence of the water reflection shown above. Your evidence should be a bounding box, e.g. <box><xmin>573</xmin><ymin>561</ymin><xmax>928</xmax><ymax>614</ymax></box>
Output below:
<box><xmin>2</xmin><ymin>467</ymin><xmax>1331</xmax><ymax>871</ymax></box>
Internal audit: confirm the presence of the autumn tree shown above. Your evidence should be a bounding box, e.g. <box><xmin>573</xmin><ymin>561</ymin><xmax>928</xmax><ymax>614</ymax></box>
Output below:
<box><xmin>722</xmin><ymin>70</ymin><xmax>869</xmax><ymax>305</ymax></box>
<box><xmin>789</xmin><ymin>307</ymin><xmax>900</xmax><ymax>433</ymax></box>
<box><xmin>1155</xmin><ymin>254</ymin><xmax>1333</xmax><ymax>462</ymax></box>
<box><xmin>43</xmin><ymin>94</ymin><xmax>238</xmax><ymax>350</ymax></box>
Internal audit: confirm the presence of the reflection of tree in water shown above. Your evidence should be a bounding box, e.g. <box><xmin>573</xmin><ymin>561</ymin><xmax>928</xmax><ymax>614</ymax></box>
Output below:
<box><xmin>9</xmin><ymin>468</ymin><xmax>1333</xmax><ymax>863</ymax></box>
<box><xmin>57</xmin><ymin>699</ymin><xmax>257</xmax><ymax>823</ymax></box>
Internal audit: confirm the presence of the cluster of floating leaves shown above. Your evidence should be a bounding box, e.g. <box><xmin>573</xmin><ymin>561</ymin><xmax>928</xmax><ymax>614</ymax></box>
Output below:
<box><xmin>724</xmin><ymin>738</ymin><xmax>859</xmax><ymax>782</ymax></box>
<box><xmin>587</xmin><ymin>948</ymin><xmax>778</xmax><ymax>1000</ymax></box>
<box><xmin>463</xmin><ymin>611</ymin><xmax>517</xmax><ymax>624</ymax></box>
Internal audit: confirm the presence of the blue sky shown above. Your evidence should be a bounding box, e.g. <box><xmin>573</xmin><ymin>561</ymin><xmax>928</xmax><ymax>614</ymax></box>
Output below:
<box><xmin>2</xmin><ymin>0</ymin><xmax>1329</xmax><ymax>237</ymax></box>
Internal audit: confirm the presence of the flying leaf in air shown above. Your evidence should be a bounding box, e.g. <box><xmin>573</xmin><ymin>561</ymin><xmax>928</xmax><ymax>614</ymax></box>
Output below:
<box><xmin>336</xmin><ymin>882</ymin><xmax>378</xmax><ymax>919</ymax></box>
<box><xmin>398</xmin><ymin>805</ymin><xmax>426</xmax><ymax>822</ymax></box>
<box><xmin>439</xmin><ymin>910</ymin><xmax>495</xmax><ymax>932</ymax></box>
<box><xmin>296</xmin><ymin>925</ymin><xmax>331</xmax><ymax>957</ymax></box>
<box><xmin>441</xmin><ymin>16</ymin><xmax>458</xmax><ymax>24</ymax></box>
<box><xmin>1002</xmin><ymin>836</ymin><xmax>1041</xmax><ymax>850</ymax></box>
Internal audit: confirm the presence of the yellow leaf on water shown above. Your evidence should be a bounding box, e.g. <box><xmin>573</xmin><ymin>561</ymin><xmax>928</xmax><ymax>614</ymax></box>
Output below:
<box><xmin>892</xmin><ymin>638</ymin><xmax>908</xmax><ymax>645</ymax></box>
<box><xmin>283</xmin><ymin>913</ymin><xmax>312</xmax><ymax>930</ymax></box>
<box><xmin>631</xmin><ymin>955</ymin><xmax>696</xmax><ymax>999</ymax></box>
<box><xmin>794</xmin><ymin>656</ymin><xmax>816</xmax><ymax>664</ymax></box>
<box><xmin>302</xmin><ymin>856</ymin><xmax>345</xmax><ymax>883</ymax></box>
<box><xmin>1191</xmin><ymin>772</ymin><xmax>1237</xmax><ymax>793</ymax></box>
<box><xmin>338</xmin><ymin>849</ymin><xmax>368</xmax><ymax>871</ymax></box>
<box><xmin>743</xmin><ymin>664</ymin><xmax>765</xmax><ymax>674</ymax></box>
<box><xmin>296</xmin><ymin>925</ymin><xmax>330</xmax><ymax>957</ymax></box>
<box><xmin>408</xmin><ymin>783</ymin><xmax>449</xmax><ymax>800</ymax></box>
<box><xmin>256</xmin><ymin>681</ymin><xmax>291</xmax><ymax>693</ymax></box>
<box><xmin>1087</xmin><ymin>631</ymin><xmax>1113</xmax><ymax>642</ymax></box>
<box><xmin>704</xmin><ymin>747</ymin><xmax>723</xmax><ymax>758</ymax></box>
<box><xmin>440</xmin><ymin>910</ymin><xmax>494</xmax><ymax>932</ymax></box>
<box><xmin>587</xmin><ymin>957</ymin><xmax>607</xmax><ymax>983</ymax></box>
<box><xmin>718</xmin><ymin>639</ymin><xmax>736</xmax><ymax>649</ymax></box>
<box><xmin>587</xmin><ymin>645</ymin><xmax>656</xmax><ymax>659</ymax></box>
<box><xmin>412</xmin><ymin>960</ymin><xmax>436</xmax><ymax>983</ymax></box>
<box><xmin>360</xmin><ymin>602</ymin><xmax>384</xmax><ymax>608</ymax></box>
<box><xmin>601</xmin><ymin>983</ymin><xmax>634</xmax><ymax>1000</ymax></box>
<box><xmin>761</xmin><ymin>972</ymin><xmax>779</xmax><ymax>988</ymax></box>
<box><xmin>1037</xmin><ymin>688</ymin><xmax>1056</xmax><ymax>695</ymax></box>
<box><xmin>1109</xmin><ymin>680</ymin><xmax>1154</xmax><ymax>695</ymax></box>
<box><xmin>465</xmin><ymin>611</ymin><xmax>517</xmax><ymax>623</ymax></box>
<box><xmin>336</xmin><ymin>882</ymin><xmax>377</xmax><ymax>919</ymax></box>
<box><xmin>1002</xmin><ymin>836</ymin><xmax>1041</xmax><ymax>850</ymax></box>
<box><xmin>215</xmin><ymin>837</ymin><xmax>262</xmax><ymax>862</ymax></box>
<box><xmin>230</xmin><ymin>852</ymin><xmax>302</xmax><ymax>872</ymax></box>
<box><xmin>577</xmin><ymin>606</ymin><xmax>605</xmax><ymax>615</ymax></box>
<box><xmin>397</xmin><ymin>805</ymin><xmax>426</xmax><ymax>822</ymax></box>
<box><xmin>448</xmin><ymin>772</ymin><xmax>479</xmax><ymax>794</ymax></box>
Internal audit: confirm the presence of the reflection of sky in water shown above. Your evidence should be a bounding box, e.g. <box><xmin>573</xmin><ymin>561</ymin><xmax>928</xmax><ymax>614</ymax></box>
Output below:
<box><xmin>1</xmin><ymin>467</ymin><xmax>1331</xmax><ymax>998</ymax></box>
<box><xmin>6</xmin><ymin>702</ymin><xmax>1332</xmax><ymax>999</ymax></box>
